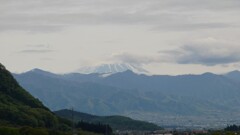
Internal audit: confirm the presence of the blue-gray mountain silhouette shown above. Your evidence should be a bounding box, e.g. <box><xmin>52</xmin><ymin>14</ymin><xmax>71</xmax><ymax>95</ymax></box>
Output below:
<box><xmin>13</xmin><ymin>69</ymin><xmax>240</xmax><ymax>126</ymax></box>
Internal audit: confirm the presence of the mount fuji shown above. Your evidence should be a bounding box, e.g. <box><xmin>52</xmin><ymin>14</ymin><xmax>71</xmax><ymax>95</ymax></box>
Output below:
<box><xmin>77</xmin><ymin>63</ymin><xmax>148</xmax><ymax>74</ymax></box>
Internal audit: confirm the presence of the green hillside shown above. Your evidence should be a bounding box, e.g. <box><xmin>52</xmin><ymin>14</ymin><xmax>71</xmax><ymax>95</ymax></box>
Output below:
<box><xmin>0</xmin><ymin>63</ymin><xmax>102</xmax><ymax>135</ymax></box>
<box><xmin>0</xmin><ymin>63</ymin><xmax>60</xmax><ymax>128</ymax></box>
<box><xmin>55</xmin><ymin>109</ymin><xmax>162</xmax><ymax>131</ymax></box>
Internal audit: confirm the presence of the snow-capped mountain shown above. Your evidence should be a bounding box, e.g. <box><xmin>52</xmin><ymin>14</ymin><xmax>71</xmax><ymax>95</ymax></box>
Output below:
<box><xmin>77</xmin><ymin>63</ymin><xmax>148</xmax><ymax>74</ymax></box>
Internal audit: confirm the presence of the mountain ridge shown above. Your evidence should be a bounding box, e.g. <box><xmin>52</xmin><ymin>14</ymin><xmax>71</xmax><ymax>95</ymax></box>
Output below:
<box><xmin>13</xmin><ymin>68</ymin><xmax>240</xmax><ymax>127</ymax></box>
<box><xmin>224</xmin><ymin>70</ymin><xmax>240</xmax><ymax>82</ymax></box>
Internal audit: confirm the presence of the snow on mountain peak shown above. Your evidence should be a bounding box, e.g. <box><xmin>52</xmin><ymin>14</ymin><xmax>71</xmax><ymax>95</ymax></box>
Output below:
<box><xmin>77</xmin><ymin>63</ymin><xmax>148</xmax><ymax>74</ymax></box>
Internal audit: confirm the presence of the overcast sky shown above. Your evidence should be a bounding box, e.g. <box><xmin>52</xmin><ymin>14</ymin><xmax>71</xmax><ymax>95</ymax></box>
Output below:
<box><xmin>1</xmin><ymin>0</ymin><xmax>240</xmax><ymax>75</ymax></box>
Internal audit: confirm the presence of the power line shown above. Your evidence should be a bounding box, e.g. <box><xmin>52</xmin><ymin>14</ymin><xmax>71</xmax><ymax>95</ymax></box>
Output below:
<box><xmin>71</xmin><ymin>107</ymin><xmax>74</xmax><ymax>135</ymax></box>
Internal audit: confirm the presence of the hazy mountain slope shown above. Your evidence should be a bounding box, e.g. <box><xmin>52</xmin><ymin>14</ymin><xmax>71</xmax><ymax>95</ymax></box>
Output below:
<box><xmin>55</xmin><ymin>109</ymin><xmax>162</xmax><ymax>131</ymax></box>
<box><xmin>60</xmin><ymin>70</ymin><xmax>240</xmax><ymax>101</ymax></box>
<box><xmin>99</xmin><ymin>72</ymin><xmax>240</xmax><ymax>107</ymax></box>
<box><xmin>224</xmin><ymin>70</ymin><xmax>240</xmax><ymax>82</ymax></box>
<box><xmin>15</xmin><ymin>71</ymin><xmax>239</xmax><ymax>114</ymax></box>
<box><xmin>13</xmin><ymin>68</ymin><xmax>240</xmax><ymax>127</ymax></box>
<box><xmin>59</xmin><ymin>70</ymin><xmax>240</xmax><ymax>107</ymax></box>
<box><xmin>13</xmin><ymin>71</ymin><xmax>152</xmax><ymax>114</ymax></box>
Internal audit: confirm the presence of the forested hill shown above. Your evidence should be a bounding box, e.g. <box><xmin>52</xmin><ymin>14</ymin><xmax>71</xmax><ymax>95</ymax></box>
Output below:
<box><xmin>0</xmin><ymin>63</ymin><xmax>60</xmax><ymax>127</ymax></box>
<box><xmin>55</xmin><ymin>109</ymin><xmax>162</xmax><ymax>131</ymax></box>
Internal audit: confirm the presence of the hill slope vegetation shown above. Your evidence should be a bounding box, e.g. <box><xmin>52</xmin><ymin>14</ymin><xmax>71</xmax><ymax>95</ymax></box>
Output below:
<box><xmin>0</xmin><ymin>63</ymin><xmax>59</xmax><ymax>128</ymax></box>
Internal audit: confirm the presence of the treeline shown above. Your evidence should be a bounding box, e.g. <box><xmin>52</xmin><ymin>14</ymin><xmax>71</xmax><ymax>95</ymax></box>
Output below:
<box><xmin>225</xmin><ymin>124</ymin><xmax>240</xmax><ymax>131</ymax></box>
<box><xmin>0</xmin><ymin>126</ymin><xmax>71</xmax><ymax>135</ymax></box>
<box><xmin>55</xmin><ymin>109</ymin><xmax>163</xmax><ymax>131</ymax></box>
<box><xmin>0</xmin><ymin>121</ymin><xmax>112</xmax><ymax>135</ymax></box>
<box><xmin>77</xmin><ymin>121</ymin><xmax>112</xmax><ymax>134</ymax></box>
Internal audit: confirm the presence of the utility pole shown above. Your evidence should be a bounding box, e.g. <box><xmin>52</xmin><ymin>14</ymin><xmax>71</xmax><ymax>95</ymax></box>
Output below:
<box><xmin>71</xmin><ymin>107</ymin><xmax>74</xmax><ymax>135</ymax></box>
<box><xmin>105</xmin><ymin>124</ymin><xmax>108</xmax><ymax>135</ymax></box>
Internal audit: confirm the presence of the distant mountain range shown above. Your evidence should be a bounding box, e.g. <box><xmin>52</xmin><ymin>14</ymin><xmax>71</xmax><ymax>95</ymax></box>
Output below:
<box><xmin>0</xmin><ymin>62</ymin><xmax>161</xmax><ymax>134</ymax></box>
<box><xmin>55</xmin><ymin>109</ymin><xmax>162</xmax><ymax>131</ymax></box>
<box><xmin>13</xmin><ymin>68</ymin><xmax>240</xmax><ymax>128</ymax></box>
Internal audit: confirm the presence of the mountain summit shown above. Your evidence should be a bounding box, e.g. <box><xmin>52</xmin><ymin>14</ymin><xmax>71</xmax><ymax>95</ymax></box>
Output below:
<box><xmin>77</xmin><ymin>63</ymin><xmax>148</xmax><ymax>74</ymax></box>
<box><xmin>224</xmin><ymin>70</ymin><xmax>240</xmax><ymax>82</ymax></box>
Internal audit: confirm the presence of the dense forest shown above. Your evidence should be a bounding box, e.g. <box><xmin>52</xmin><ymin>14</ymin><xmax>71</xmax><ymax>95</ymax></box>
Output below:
<box><xmin>225</xmin><ymin>125</ymin><xmax>240</xmax><ymax>131</ymax></box>
<box><xmin>55</xmin><ymin>109</ymin><xmax>162</xmax><ymax>131</ymax></box>
<box><xmin>77</xmin><ymin>121</ymin><xmax>112</xmax><ymax>134</ymax></box>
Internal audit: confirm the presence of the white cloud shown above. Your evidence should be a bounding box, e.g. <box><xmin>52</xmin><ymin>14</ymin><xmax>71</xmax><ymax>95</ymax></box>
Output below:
<box><xmin>18</xmin><ymin>44</ymin><xmax>54</xmax><ymax>54</ymax></box>
<box><xmin>111</xmin><ymin>38</ymin><xmax>240</xmax><ymax>66</ymax></box>
<box><xmin>110</xmin><ymin>52</ymin><xmax>161</xmax><ymax>66</ymax></box>
<box><xmin>18</xmin><ymin>49</ymin><xmax>54</xmax><ymax>53</ymax></box>
<box><xmin>160</xmin><ymin>38</ymin><xmax>240</xmax><ymax>66</ymax></box>
<box><xmin>0</xmin><ymin>0</ymin><xmax>239</xmax><ymax>32</ymax></box>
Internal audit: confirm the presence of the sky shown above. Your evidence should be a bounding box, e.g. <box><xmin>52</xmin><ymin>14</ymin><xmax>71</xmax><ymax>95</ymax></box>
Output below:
<box><xmin>1</xmin><ymin>0</ymin><xmax>240</xmax><ymax>75</ymax></box>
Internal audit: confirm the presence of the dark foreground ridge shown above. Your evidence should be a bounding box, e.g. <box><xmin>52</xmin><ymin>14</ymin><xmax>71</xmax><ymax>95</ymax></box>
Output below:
<box><xmin>0</xmin><ymin>63</ymin><xmax>58</xmax><ymax>127</ymax></box>
<box><xmin>55</xmin><ymin>109</ymin><xmax>162</xmax><ymax>131</ymax></box>
<box><xmin>0</xmin><ymin>63</ymin><xmax>106</xmax><ymax>135</ymax></box>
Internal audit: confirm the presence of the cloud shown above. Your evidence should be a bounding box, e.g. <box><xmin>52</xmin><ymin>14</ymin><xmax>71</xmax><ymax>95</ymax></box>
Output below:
<box><xmin>19</xmin><ymin>49</ymin><xmax>54</xmax><ymax>53</ymax></box>
<box><xmin>26</xmin><ymin>44</ymin><xmax>49</xmax><ymax>48</ymax></box>
<box><xmin>159</xmin><ymin>38</ymin><xmax>240</xmax><ymax>66</ymax></box>
<box><xmin>111</xmin><ymin>38</ymin><xmax>240</xmax><ymax>66</ymax></box>
<box><xmin>40</xmin><ymin>57</ymin><xmax>54</xmax><ymax>61</ymax></box>
<box><xmin>0</xmin><ymin>0</ymin><xmax>239</xmax><ymax>32</ymax></box>
<box><xmin>152</xmin><ymin>22</ymin><xmax>235</xmax><ymax>31</ymax></box>
<box><xmin>110</xmin><ymin>52</ymin><xmax>163</xmax><ymax>66</ymax></box>
<box><xmin>18</xmin><ymin>44</ymin><xmax>54</xmax><ymax>54</ymax></box>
